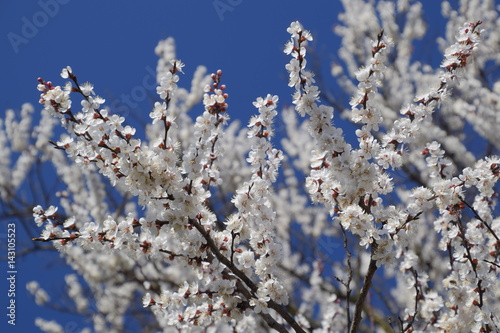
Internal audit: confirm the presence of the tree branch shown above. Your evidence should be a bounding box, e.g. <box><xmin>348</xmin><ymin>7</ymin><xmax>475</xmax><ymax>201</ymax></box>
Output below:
<box><xmin>189</xmin><ymin>217</ymin><xmax>307</xmax><ymax>333</ymax></box>
<box><xmin>349</xmin><ymin>252</ymin><xmax>378</xmax><ymax>333</ymax></box>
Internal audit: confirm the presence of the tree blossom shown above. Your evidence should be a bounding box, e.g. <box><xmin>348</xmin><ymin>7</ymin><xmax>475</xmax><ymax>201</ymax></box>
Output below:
<box><xmin>0</xmin><ymin>2</ymin><xmax>495</xmax><ymax>333</ymax></box>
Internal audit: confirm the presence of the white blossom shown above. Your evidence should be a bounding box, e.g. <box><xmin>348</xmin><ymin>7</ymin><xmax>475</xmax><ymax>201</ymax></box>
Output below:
<box><xmin>0</xmin><ymin>4</ymin><xmax>496</xmax><ymax>332</ymax></box>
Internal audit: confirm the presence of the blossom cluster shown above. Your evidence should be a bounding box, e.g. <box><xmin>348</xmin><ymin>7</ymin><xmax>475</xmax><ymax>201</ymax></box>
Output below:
<box><xmin>13</xmin><ymin>2</ymin><xmax>500</xmax><ymax>332</ymax></box>
<box><xmin>33</xmin><ymin>55</ymin><xmax>301</xmax><ymax>331</ymax></box>
<box><xmin>284</xmin><ymin>18</ymin><xmax>499</xmax><ymax>332</ymax></box>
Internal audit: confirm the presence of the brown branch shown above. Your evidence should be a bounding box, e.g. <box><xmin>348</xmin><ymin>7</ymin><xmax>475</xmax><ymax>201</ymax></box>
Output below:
<box><xmin>349</xmin><ymin>251</ymin><xmax>378</xmax><ymax>333</ymax></box>
<box><xmin>233</xmin><ymin>279</ymin><xmax>289</xmax><ymax>333</ymax></box>
<box><xmin>459</xmin><ymin>195</ymin><xmax>500</xmax><ymax>244</ymax></box>
<box><xmin>189</xmin><ymin>217</ymin><xmax>307</xmax><ymax>333</ymax></box>
<box><xmin>338</xmin><ymin>223</ymin><xmax>353</xmax><ymax>328</ymax></box>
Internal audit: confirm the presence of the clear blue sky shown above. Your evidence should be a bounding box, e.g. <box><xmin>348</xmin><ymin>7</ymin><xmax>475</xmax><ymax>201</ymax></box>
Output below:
<box><xmin>0</xmin><ymin>0</ymin><xmax>347</xmax><ymax>122</ymax></box>
<box><xmin>0</xmin><ymin>1</ymin><xmax>448</xmax><ymax>332</ymax></box>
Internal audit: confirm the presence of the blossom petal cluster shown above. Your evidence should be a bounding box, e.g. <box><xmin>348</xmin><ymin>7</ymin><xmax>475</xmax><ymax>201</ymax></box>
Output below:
<box><xmin>12</xmin><ymin>3</ymin><xmax>499</xmax><ymax>333</ymax></box>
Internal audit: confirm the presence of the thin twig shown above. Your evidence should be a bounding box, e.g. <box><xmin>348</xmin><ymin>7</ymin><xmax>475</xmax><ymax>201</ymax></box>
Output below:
<box><xmin>339</xmin><ymin>224</ymin><xmax>353</xmax><ymax>328</ymax></box>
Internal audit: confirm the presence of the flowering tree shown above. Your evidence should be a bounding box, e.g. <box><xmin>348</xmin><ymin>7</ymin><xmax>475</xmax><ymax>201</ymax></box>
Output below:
<box><xmin>2</xmin><ymin>1</ymin><xmax>500</xmax><ymax>332</ymax></box>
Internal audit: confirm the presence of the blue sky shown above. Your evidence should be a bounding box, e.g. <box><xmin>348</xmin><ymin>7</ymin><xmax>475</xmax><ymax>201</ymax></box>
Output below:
<box><xmin>0</xmin><ymin>0</ymin><xmax>345</xmax><ymax>122</ymax></box>
<box><xmin>0</xmin><ymin>1</ymin><xmax>451</xmax><ymax>332</ymax></box>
